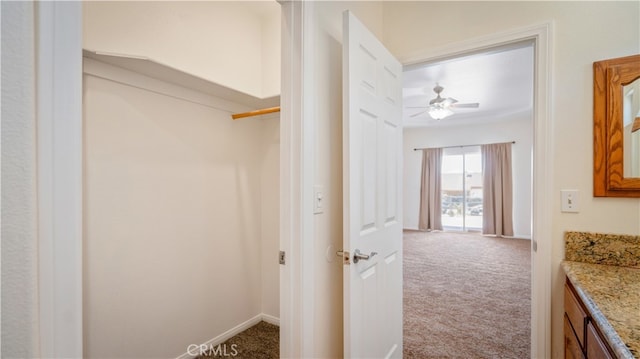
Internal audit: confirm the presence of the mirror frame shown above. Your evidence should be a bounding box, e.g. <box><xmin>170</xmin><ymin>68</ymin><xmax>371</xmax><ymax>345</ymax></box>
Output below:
<box><xmin>594</xmin><ymin>54</ymin><xmax>640</xmax><ymax>197</ymax></box>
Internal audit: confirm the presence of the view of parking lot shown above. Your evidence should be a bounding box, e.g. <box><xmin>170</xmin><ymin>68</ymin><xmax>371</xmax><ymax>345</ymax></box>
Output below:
<box><xmin>441</xmin><ymin>148</ymin><xmax>482</xmax><ymax>231</ymax></box>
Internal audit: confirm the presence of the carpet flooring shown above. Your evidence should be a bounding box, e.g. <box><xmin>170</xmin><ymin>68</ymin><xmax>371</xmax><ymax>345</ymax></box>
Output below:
<box><xmin>196</xmin><ymin>321</ymin><xmax>279</xmax><ymax>359</ymax></box>
<box><xmin>196</xmin><ymin>231</ymin><xmax>529</xmax><ymax>359</ymax></box>
<box><xmin>403</xmin><ymin>230</ymin><xmax>531</xmax><ymax>359</ymax></box>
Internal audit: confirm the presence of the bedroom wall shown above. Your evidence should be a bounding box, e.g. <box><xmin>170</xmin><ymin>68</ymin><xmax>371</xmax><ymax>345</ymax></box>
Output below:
<box><xmin>83</xmin><ymin>1</ymin><xmax>280</xmax><ymax>98</ymax></box>
<box><xmin>382</xmin><ymin>1</ymin><xmax>640</xmax><ymax>357</ymax></box>
<box><xmin>83</xmin><ymin>60</ymin><xmax>279</xmax><ymax>358</ymax></box>
<box><xmin>403</xmin><ymin>114</ymin><xmax>533</xmax><ymax>238</ymax></box>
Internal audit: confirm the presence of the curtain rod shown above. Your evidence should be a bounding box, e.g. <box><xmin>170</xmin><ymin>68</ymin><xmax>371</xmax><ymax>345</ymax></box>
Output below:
<box><xmin>413</xmin><ymin>141</ymin><xmax>515</xmax><ymax>151</ymax></box>
<box><xmin>231</xmin><ymin>106</ymin><xmax>280</xmax><ymax>120</ymax></box>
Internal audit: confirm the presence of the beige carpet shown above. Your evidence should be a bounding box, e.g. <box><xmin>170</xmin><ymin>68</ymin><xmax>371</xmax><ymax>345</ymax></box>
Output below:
<box><xmin>403</xmin><ymin>230</ymin><xmax>531</xmax><ymax>359</ymax></box>
<box><xmin>196</xmin><ymin>321</ymin><xmax>278</xmax><ymax>359</ymax></box>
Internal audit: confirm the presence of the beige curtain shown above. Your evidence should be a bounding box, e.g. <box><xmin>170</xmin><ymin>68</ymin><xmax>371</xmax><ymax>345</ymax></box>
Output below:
<box><xmin>482</xmin><ymin>143</ymin><xmax>514</xmax><ymax>236</ymax></box>
<box><xmin>419</xmin><ymin>148</ymin><xmax>443</xmax><ymax>231</ymax></box>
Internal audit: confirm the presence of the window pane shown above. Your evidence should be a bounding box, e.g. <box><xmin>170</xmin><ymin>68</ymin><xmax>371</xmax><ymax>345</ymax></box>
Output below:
<box><xmin>464</xmin><ymin>152</ymin><xmax>482</xmax><ymax>230</ymax></box>
<box><xmin>441</xmin><ymin>154</ymin><xmax>463</xmax><ymax>230</ymax></box>
<box><xmin>441</xmin><ymin>147</ymin><xmax>482</xmax><ymax>231</ymax></box>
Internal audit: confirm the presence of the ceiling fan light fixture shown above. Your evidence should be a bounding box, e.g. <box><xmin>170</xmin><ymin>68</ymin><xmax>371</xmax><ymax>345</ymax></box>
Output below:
<box><xmin>407</xmin><ymin>83</ymin><xmax>478</xmax><ymax>120</ymax></box>
<box><xmin>428</xmin><ymin>107</ymin><xmax>454</xmax><ymax>120</ymax></box>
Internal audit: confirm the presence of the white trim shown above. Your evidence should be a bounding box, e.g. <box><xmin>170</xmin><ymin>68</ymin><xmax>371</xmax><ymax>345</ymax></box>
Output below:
<box><xmin>531</xmin><ymin>22</ymin><xmax>554</xmax><ymax>359</ymax></box>
<box><xmin>300</xmin><ymin>2</ymin><xmax>317</xmax><ymax>357</ymax></box>
<box><xmin>175</xmin><ymin>314</ymin><xmax>267</xmax><ymax>359</ymax></box>
<box><xmin>1</xmin><ymin>2</ymin><xmax>4</xmax><ymax>355</ymax></box>
<box><xmin>398</xmin><ymin>22</ymin><xmax>554</xmax><ymax>359</ymax></box>
<box><xmin>279</xmin><ymin>3</ymin><xmax>294</xmax><ymax>357</ymax></box>
<box><xmin>261</xmin><ymin>313</ymin><xmax>281</xmax><ymax>326</ymax></box>
<box><xmin>36</xmin><ymin>2</ymin><xmax>84</xmax><ymax>357</ymax></box>
<box><xmin>279</xmin><ymin>1</ymin><xmax>315</xmax><ymax>357</ymax></box>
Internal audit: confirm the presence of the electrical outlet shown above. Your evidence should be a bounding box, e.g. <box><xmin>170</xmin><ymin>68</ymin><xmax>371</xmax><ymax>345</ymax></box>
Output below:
<box><xmin>561</xmin><ymin>190</ymin><xmax>579</xmax><ymax>213</ymax></box>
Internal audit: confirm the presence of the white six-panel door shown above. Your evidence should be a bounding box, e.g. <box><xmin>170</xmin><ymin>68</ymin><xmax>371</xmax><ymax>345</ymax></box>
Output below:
<box><xmin>342</xmin><ymin>11</ymin><xmax>403</xmax><ymax>359</ymax></box>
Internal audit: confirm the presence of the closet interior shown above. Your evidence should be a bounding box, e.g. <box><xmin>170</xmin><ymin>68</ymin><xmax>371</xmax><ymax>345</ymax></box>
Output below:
<box><xmin>82</xmin><ymin>2</ymin><xmax>281</xmax><ymax>358</ymax></box>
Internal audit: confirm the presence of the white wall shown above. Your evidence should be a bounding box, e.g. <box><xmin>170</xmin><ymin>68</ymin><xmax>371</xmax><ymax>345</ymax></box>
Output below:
<box><xmin>261</xmin><ymin>5</ymin><xmax>282</xmax><ymax>98</ymax></box>
<box><xmin>404</xmin><ymin>114</ymin><xmax>533</xmax><ymax>238</ymax></box>
<box><xmin>83</xmin><ymin>1</ymin><xmax>280</xmax><ymax>99</ymax></box>
<box><xmin>382</xmin><ymin>2</ymin><xmax>640</xmax><ymax>357</ymax></box>
<box><xmin>83</xmin><ymin>62</ymin><xmax>279</xmax><ymax>358</ymax></box>
<box><xmin>1</xmin><ymin>2</ymin><xmax>40</xmax><ymax>357</ymax></box>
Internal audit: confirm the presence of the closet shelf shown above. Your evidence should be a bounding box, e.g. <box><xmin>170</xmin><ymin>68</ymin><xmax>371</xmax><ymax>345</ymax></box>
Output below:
<box><xmin>83</xmin><ymin>49</ymin><xmax>279</xmax><ymax>110</ymax></box>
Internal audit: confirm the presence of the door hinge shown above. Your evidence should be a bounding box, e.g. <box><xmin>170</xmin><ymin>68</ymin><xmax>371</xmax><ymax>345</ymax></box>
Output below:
<box><xmin>336</xmin><ymin>250</ymin><xmax>351</xmax><ymax>265</ymax></box>
<box><xmin>279</xmin><ymin>251</ymin><xmax>286</xmax><ymax>265</ymax></box>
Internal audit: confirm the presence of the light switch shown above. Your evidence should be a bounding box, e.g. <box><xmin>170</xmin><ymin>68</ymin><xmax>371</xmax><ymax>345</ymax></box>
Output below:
<box><xmin>314</xmin><ymin>185</ymin><xmax>324</xmax><ymax>214</ymax></box>
<box><xmin>561</xmin><ymin>190</ymin><xmax>579</xmax><ymax>213</ymax></box>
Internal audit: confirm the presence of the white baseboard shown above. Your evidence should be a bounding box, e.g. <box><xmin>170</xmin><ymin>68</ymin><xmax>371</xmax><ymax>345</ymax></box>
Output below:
<box><xmin>403</xmin><ymin>227</ymin><xmax>420</xmax><ymax>231</ymax></box>
<box><xmin>261</xmin><ymin>313</ymin><xmax>280</xmax><ymax>326</ymax></box>
<box><xmin>176</xmin><ymin>313</ymin><xmax>280</xmax><ymax>359</ymax></box>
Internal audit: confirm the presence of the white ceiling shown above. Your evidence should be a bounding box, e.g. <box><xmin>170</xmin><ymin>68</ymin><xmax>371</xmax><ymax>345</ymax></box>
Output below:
<box><xmin>403</xmin><ymin>44</ymin><xmax>534</xmax><ymax>128</ymax></box>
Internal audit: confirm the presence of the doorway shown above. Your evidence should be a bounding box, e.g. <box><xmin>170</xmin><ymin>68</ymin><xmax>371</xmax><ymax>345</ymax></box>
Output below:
<box><xmin>401</xmin><ymin>42</ymin><xmax>535</xmax><ymax>357</ymax></box>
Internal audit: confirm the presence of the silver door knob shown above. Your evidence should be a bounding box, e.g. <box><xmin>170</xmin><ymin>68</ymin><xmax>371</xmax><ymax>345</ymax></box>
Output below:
<box><xmin>353</xmin><ymin>249</ymin><xmax>377</xmax><ymax>263</ymax></box>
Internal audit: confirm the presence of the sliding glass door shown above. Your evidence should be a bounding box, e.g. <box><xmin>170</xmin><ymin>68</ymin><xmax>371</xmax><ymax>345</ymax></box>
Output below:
<box><xmin>441</xmin><ymin>146</ymin><xmax>483</xmax><ymax>231</ymax></box>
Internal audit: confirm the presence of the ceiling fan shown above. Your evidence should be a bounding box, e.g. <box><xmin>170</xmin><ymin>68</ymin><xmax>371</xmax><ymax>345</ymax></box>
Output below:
<box><xmin>408</xmin><ymin>83</ymin><xmax>479</xmax><ymax>120</ymax></box>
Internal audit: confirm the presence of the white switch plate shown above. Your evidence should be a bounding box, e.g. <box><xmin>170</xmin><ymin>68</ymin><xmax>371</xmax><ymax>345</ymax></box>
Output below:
<box><xmin>314</xmin><ymin>185</ymin><xmax>324</xmax><ymax>214</ymax></box>
<box><xmin>561</xmin><ymin>190</ymin><xmax>579</xmax><ymax>213</ymax></box>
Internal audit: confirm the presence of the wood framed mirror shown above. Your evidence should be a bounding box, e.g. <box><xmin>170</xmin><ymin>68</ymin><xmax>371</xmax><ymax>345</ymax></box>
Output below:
<box><xmin>594</xmin><ymin>54</ymin><xmax>640</xmax><ymax>197</ymax></box>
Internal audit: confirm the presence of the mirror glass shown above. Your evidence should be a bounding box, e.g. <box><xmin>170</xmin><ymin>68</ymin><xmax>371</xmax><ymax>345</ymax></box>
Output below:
<box><xmin>623</xmin><ymin>78</ymin><xmax>640</xmax><ymax>177</ymax></box>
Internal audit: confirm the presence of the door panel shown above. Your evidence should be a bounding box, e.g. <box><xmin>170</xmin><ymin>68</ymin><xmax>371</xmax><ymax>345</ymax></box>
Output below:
<box><xmin>343</xmin><ymin>10</ymin><xmax>403</xmax><ymax>359</ymax></box>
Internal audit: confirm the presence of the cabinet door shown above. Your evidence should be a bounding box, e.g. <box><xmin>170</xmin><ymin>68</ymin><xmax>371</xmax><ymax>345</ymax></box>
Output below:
<box><xmin>586</xmin><ymin>322</ymin><xmax>613</xmax><ymax>359</ymax></box>
<box><xmin>565</xmin><ymin>284</ymin><xmax>587</xmax><ymax>347</ymax></box>
<box><xmin>565</xmin><ymin>316</ymin><xmax>585</xmax><ymax>359</ymax></box>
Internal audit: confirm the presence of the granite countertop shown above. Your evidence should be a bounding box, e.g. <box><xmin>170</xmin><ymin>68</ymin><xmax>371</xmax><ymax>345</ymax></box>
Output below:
<box><xmin>562</xmin><ymin>260</ymin><xmax>640</xmax><ymax>359</ymax></box>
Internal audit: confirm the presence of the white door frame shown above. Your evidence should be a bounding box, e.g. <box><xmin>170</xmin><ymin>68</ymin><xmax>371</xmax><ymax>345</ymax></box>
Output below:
<box><xmin>35</xmin><ymin>2</ymin><xmax>84</xmax><ymax>358</ymax></box>
<box><xmin>279</xmin><ymin>1</ymin><xmax>316</xmax><ymax>357</ymax></box>
<box><xmin>397</xmin><ymin>22</ymin><xmax>554</xmax><ymax>358</ymax></box>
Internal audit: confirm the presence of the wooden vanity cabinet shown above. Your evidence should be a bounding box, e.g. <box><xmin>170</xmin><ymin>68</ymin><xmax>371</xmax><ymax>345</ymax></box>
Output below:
<box><xmin>565</xmin><ymin>282</ymin><xmax>588</xmax><ymax>358</ymax></box>
<box><xmin>565</xmin><ymin>315</ymin><xmax>585</xmax><ymax>359</ymax></box>
<box><xmin>564</xmin><ymin>279</ymin><xmax>616</xmax><ymax>358</ymax></box>
<box><xmin>586</xmin><ymin>323</ymin><xmax>614</xmax><ymax>359</ymax></box>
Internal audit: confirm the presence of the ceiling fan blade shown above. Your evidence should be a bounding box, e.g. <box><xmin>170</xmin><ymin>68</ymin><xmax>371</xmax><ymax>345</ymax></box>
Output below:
<box><xmin>409</xmin><ymin>109</ymin><xmax>429</xmax><ymax>118</ymax></box>
<box><xmin>451</xmin><ymin>102</ymin><xmax>480</xmax><ymax>108</ymax></box>
<box><xmin>406</xmin><ymin>106</ymin><xmax>429</xmax><ymax>109</ymax></box>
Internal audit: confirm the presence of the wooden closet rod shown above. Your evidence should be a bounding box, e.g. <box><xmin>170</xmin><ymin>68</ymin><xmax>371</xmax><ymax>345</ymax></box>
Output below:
<box><xmin>231</xmin><ymin>106</ymin><xmax>280</xmax><ymax>120</ymax></box>
<box><xmin>413</xmin><ymin>141</ymin><xmax>516</xmax><ymax>151</ymax></box>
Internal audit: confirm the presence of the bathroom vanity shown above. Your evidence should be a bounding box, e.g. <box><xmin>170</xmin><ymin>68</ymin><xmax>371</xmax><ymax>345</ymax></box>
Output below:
<box><xmin>563</xmin><ymin>231</ymin><xmax>640</xmax><ymax>359</ymax></box>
